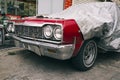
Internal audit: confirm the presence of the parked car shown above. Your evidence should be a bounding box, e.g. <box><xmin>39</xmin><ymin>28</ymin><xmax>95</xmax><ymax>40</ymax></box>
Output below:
<box><xmin>11</xmin><ymin>2</ymin><xmax>120</xmax><ymax>71</ymax></box>
<box><xmin>0</xmin><ymin>14</ymin><xmax>21</xmax><ymax>45</ymax></box>
<box><xmin>0</xmin><ymin>25</ymin><xmax>4</xmax><ymax>45</ymax></box>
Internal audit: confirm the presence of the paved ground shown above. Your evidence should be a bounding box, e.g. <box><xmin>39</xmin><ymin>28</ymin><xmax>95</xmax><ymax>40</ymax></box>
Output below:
<box><xmin>0</xmin><ymin>44</ymin><xmax>120</xmax><ymax>80</ymax></box>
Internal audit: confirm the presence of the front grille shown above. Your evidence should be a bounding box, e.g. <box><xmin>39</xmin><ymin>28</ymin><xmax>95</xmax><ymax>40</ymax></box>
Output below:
<box><xmin>15</xmin><ymin>25</ymin><xmax>43</xmax><ymax>39</ymax></box>
<box><xmin>14</xmin><ymin>24</ymin><xmax>62</xmax><ymax>44</ymax></box>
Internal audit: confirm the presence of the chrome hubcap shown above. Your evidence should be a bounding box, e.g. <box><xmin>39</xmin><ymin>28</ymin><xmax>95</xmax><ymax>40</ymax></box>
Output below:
<box><xmin>83</xmin><ymin>41</ymin><xmax>97</xmax><ymax>67</ymax></box>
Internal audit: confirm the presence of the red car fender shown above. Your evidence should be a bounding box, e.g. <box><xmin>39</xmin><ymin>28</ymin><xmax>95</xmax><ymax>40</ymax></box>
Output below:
<box><xmin>62</xmin><ymin>19</ymin><xmax>84</xmax><ymax>56</ymax></box>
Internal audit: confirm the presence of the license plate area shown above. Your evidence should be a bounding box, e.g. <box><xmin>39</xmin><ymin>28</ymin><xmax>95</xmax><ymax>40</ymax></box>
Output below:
<box><xmin>23</xmin><ymin>43</ymin><xmax>42</xmax><ymax>56</ymax></box>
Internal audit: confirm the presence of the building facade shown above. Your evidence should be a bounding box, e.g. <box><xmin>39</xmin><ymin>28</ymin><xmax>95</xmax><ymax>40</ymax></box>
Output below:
<box><xmin>0</xmin><ymin>0</ymin><xmax>36</xmax><ymax>16</ymax></box>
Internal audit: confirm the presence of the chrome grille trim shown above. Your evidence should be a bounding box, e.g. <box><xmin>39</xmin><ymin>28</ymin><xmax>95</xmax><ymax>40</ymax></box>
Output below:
<box><xmin>15</xmin><ymin>22</ymin><xmax>62</xmax><ymax>27</ymax></box>
<box><xmin>15</xmin><ymin>25</ymin><xmax>43</xmax><ymax>39</ymax></box>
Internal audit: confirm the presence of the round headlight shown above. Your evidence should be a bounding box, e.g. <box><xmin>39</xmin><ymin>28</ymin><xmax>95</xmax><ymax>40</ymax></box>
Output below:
<box><xmin>53</xmin><ymin>27</ymin><xmax>62</xmax><ymax>40</ymax></box>
<box><xmin>43</xmin><ymin>25</ymin><xmax>53</xmax><ymax>38</ymax></box>
<box><xmin>7</xmin><ymin>23</ymin><xmax>15</xmax><ymax>32</ymax></box>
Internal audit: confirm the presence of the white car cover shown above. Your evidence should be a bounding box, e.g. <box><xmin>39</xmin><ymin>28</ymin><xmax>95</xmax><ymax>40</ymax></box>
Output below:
<box><xmin>48</xmin><ymin>2</ymin><xmax>120</xmax><ymax>52</ymax></box>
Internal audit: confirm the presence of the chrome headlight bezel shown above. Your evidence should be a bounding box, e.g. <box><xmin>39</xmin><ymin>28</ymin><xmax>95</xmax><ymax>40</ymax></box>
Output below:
<box><xmin>7</xmin><ymin>22</ymin><xmax>15</xmax><ymax>33</ymax></box>
<box><xmin>43</xmin><ymin>24</ymin><xmax>63</xmax><ymax>41</ymax></box>
<box><xmin>43</xmin><ymin>25</ymin><xmax>53</xmax><ymax>39</ymax></box>
<box><xmin>53</xmin><ymin>26</ymin><xmax>62</xmax><ymax>40</ymax></box>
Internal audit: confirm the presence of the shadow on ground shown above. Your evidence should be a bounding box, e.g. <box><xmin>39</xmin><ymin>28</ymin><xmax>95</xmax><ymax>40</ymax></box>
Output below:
<box><xmin>9</xmin><ymin>49</ymin><xmax>120</xmax><ymax>72</ymax></box>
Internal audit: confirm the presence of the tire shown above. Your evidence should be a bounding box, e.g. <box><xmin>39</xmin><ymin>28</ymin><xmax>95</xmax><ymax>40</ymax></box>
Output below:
<box><xmin>72</xmin><ymin>39</ymin><xmax>97</xmax><ymax>71</ymax></box>
<box><xmin>0</xmin><ymin>28</ymin><xmax>4</xmax><ymax>45</ymax></box>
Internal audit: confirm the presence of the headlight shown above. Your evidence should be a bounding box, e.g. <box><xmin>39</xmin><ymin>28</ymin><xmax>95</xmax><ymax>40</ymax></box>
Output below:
<box><xmin>7</xmin><ymin>23</ymin><xmax>15</xmax><ymax>32</ymax></box>
<box><xmin>43</xmin><ymin>25</ymin><xmax>53</xmax><ymax>38</ymax></box>
<box><xmin>53</xmin><ymin>26</ymin><xmax>62</xmax><ymax>40</ymax></box>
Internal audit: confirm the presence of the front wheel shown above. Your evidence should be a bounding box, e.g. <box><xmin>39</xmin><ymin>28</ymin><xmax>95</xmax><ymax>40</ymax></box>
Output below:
<box><xmin>72</xmin><ymin>39</ymin><xmax>97</xmax><ymax>71</ymax></box>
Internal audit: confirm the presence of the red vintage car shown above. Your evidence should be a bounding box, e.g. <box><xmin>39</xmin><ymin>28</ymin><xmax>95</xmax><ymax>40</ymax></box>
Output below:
<box><xmin>10</xmin><ymin>2</ymin><xmax>120</xmax><ymax>71</ymax></box>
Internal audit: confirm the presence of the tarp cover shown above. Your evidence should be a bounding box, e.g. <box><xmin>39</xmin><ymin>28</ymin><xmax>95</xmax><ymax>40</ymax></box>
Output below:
<box><xmin>48</xmin><ymin>2</ymin><xmax>120</xmax><ymax>52</ymax></box>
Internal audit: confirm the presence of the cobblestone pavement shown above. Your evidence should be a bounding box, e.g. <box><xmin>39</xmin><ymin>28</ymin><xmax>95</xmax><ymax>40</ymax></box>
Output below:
<box><xmin>0</xmin><ymin>45</ymin><xmax>120</xmax><ymax>80</ymax></box>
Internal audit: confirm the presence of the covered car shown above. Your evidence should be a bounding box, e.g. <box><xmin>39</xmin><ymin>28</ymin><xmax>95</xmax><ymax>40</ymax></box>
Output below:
<box><xmin>12</xmin><ymin>2</ymin><xmax>120</xmax><ymax>71</ymax></box>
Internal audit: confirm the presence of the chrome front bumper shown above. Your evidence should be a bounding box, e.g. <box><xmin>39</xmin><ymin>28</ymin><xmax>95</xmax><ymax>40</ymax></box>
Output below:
<box><xmin>13</xmin><ymin>35</ymin><xmax>75</xmax><ymax>60</ymax></box>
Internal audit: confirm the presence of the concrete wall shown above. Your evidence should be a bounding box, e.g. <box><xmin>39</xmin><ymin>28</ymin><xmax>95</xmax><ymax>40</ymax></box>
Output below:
<box><xmin>37</xmin><ymin>0</ymin><xmax>64</xmax><ymax>15</ymax></box>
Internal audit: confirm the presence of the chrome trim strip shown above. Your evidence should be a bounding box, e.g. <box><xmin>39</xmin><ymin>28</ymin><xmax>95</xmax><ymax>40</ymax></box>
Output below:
<box><xmin>19</xmin><ymin>36</ymin><xmax>62</xmax><ymax>44</ymax></box>
<box><xmin>15</xmin><ymin>22</ymin><xmax>63</xmax><ymax>27</ymax></box>
<box><xmin>13</xmin><ymin>35</ymin><xmax>72</xmax><ymax>48</ymax></box>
